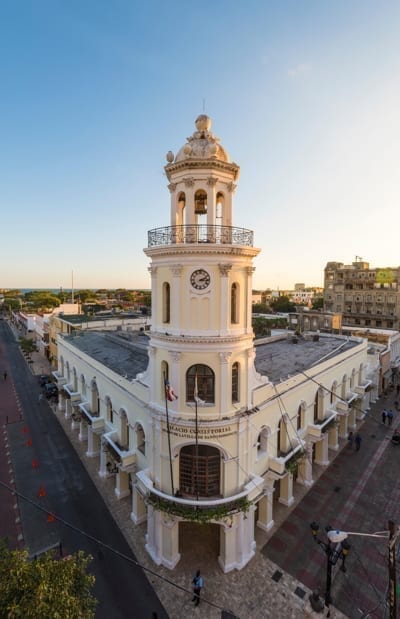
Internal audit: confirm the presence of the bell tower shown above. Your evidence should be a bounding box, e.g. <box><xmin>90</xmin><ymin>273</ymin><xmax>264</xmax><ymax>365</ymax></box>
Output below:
<box><xmin>141</xmin><ymin>116</ymin><xmax>264</xmax><ymax>572</ymax></box>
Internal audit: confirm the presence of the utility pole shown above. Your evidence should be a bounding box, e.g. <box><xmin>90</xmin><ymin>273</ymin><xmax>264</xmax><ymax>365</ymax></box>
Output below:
<box><xmin>388</xmin><ymin>520</ymin><xmax>398</xmax><ymax>619</ymax></box>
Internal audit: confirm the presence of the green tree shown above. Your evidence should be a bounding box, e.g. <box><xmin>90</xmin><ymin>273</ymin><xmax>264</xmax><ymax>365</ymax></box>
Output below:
<box><xmin>252</xmin><ymin>316</ymin><xmax>271</xmax><ymax>338</ymax></box>
<box><xmin>311</xmin><ymin>296</ymin><xmax>324</xmax><ymax>310</ymax></box>
<box><xmin>270</xmin><ymin>296</ymin><xmax>296</xmax><ymax>313</ymax></box>
<box><xmin>252</xmin><ymin>303</ymin><xmax>272</xmax><ymax>314</ymax></box>
<box><xmin>0</xmin><ymin>543</ymin><xmax>96</xmax><ymax>619</ymax></box>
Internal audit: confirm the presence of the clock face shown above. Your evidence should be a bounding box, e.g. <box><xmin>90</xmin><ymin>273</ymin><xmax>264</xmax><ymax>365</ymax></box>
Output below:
<box><xmin>190</xmin><ymin>269</ymin><xmax>211</xmax><ymax>290</ymax></box>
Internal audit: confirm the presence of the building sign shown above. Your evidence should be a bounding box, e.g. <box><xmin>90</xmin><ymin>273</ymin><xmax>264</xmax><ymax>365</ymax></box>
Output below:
<box><xmin>164</xmin><ymin>423</ymin><xmax>234</xmax><ymax>439</ymax></box>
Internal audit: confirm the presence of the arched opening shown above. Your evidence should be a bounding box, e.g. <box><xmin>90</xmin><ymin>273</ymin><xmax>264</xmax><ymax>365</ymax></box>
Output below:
<box><xmin>257</xmin><ymin>426</ymin><xmax>270</xmax><ymax>456</ymax></box>
<box><xmin>194</xmin><ymin>189</ymin><xmax>207</xmax><ymax>215</ymax></box>
<box><xmin>186</xmin><ymin>364</ymin><xmax>215</xmax><ymax>404</ymax></box>
<box><xmin>72</xmin><ymin>368</ymin><xmax>78</xmax><ymax>392</ymax></box>
<box><xmin>106</xmin><ymin>397</ymin><xmax>114</xmax><ymax>424</ymax></box>
<box><xmin>232</xmin><ymin>361</ymin><xmax>239</xmax><ymax>403</ymax></box>
<box><xmin>162</xmin><ymin>282</ymin><xmax>170</xmax><ymax>323</ymax></box>
<box><xmin>231</xmin><ymin>283</ymin><xmax>239</xmax><ymax>324</ymax></box>
<box><xmin>331</xmin><ymin>381</ymin><xmax>338</xmax><ymax>404</ymax></box>
<box><xmin>179</xmin><ymin>444</ymin><xmax>221</xmax><ymax>498</ymax></box>
<box><xmin>136</xmin><ymin>424</ymin><xmax>145</xmax><ymax>455</ymax></box>
<box><xmin>80</xmin><ymin>374</ymin><xmax>86</xmax><ymax>397</ymax></box>
<box><xmin>90</xmin><ymin>380</ymin><xmax>99</xmax><ymax>415</ymax></box>
<box><xmin>120</xmin><ymin>410</ymin><xmax>129</xmax><ymax>449</ymax></box>
<box><xmin>177</xmin><ymin>191</ymin><xmax>186</xmax><ymax>227</ymax></box>
<box><xmin>66</xmin><ymin>362</ymin><xmax>70</xmax><ymax>383</ymax></box>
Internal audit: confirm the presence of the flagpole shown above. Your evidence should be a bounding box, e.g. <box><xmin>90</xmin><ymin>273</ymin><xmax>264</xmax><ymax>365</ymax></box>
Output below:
<box><xmin>164</xmin><ymin>373</ymin><xmax>175</xmax><ymax>496</ymax></box>
<box><xmin>195</xmin><ymin>379</ymin><xmax>199</xmax><ymax>502</ymax></box>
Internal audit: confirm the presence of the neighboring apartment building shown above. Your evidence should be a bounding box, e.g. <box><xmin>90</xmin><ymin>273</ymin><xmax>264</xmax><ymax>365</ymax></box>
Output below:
<box><xmin>53</xmin><ymin>116</ymin><xmax>375</xmax><ymax>573</ymax></box>
<box><xmin>324</xmin><ymin>259</ymin><xmax>400</xmax><ymax>329</ymax></box>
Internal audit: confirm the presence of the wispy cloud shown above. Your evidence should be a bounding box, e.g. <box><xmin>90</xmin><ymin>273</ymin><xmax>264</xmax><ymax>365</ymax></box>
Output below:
<box><xmin>288</xmin><ymin>62</ymin><xmax>311</xmax><ymax>77</ymax></box>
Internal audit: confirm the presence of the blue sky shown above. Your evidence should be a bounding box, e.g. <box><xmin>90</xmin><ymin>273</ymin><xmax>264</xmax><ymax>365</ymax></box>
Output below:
<box><xmin>1</xmin><ymin>0</ymin><xmax>399</xmax><ymax>290</ymax></box>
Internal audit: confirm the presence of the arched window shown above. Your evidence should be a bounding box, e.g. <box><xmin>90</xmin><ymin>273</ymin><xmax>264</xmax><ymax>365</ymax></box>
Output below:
<box><xmin>66</xmin><ymin>362</ymin><xmax>70</xmax><ymax>382</ymax></box>
<box><xmin>90</xmin><ymin>380</ymin><xmax>99</xmax><ymax>415</ymax></box>
<box><xmin>162</xmin><ymin>282</ymin><xmax>170</xmax><ymax>323</ymax></box>
<box><xmin>297</xmin><ymin>405</ymin><xmax>302</xmax><ymax>430</ymax></box>
<box><xmin>231</xmin><ymin>283</ymin><xmax>239</xmax><ymax>324</ymax></box>
<box><xmin>136</xmin><ymin>424</ymin><xmax>145</xmax><ymax>455</ymax></box>
<box><xmin>194</xmin><ymin>189</ymin><xmax>207</xmax><ymax>214</ymax></box>
<box><xmin>179</xmin><ymin>444</ymin><xmax>221</xmax><ymax>498</ymax></box>
<box><xmin>331</xmin><ymin>381</ymin><xmax>338</xmax><ymax>404</ymax></box>
<box><xmin>314</xmin><ymin>387</ymin><xmax>325</xmax><ymax>422</ymax></box>
<box><xmin>257</xmin><ymin>426</ymin><xmax>270</xmax><ymax>456</ymax></box>
<box><xmin>60</xmin><ymin>356</ymin><xmax>65</xmax><ymax>376</ymax></box>
<box><xmin>232</xmin><ymin>362</ymin><xmax>239</xmax><ymax>403</ymax></box>
<box><xmin>106</xmin><ymin>398</ymin><xmax>114</xmax><ymax>424</ymax></box>
<box><xmin>120</xmin><ymin>410</ymin><xmax>129</xmax><ymax>449</ymax></box>
<box><xmin>80</xmin><ymin>374</ymin><xmax>86</xmax><ymax>397</ymax></box>
<box><xmin>186</xmin><ymin>365</ymin><xmax>215</xmax><ymax>404</ymax></box>
<box><xmin>350</xmin><ymin>369</ymin><xmax>356</xmax><ymax>389</ymax></box>
<box><xmin>72</xmin><ymin>368</ymin><xmax>78</xmax><ymax>392</ymax></box>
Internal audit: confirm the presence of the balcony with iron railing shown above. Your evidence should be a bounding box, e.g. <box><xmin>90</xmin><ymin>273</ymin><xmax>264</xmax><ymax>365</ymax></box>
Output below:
<box><xmin>147</xmin><ymin>224</ymin><xmax>254</xmax><ymax>248</ymax></box>
<box><xmin>136</xmin><ymin>469</ymin><xmax>264</xmax><ymax>522</ymax></box>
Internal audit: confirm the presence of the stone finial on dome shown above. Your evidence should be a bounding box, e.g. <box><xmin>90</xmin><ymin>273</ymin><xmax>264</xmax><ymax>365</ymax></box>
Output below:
<box><xmin>195</xmin><ymin>114</ymin><xmax>212</xmax><ymax>132</ymax></box>
<box><xmin>166</xmin><ymin>151</ymin><xmax>174</xmax><ymax>163</ymax></box>
<box><xmin>171</xmin><ymin>114</ymin><xmax>230</xmax><ymax>163</ymax></box>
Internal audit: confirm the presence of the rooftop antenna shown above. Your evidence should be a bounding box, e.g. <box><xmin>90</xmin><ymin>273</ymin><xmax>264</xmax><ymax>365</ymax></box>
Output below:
<box><xmin>355</xmin><ymin>255</ymin><xmax>362</xmax><ymax>262</ymax></box>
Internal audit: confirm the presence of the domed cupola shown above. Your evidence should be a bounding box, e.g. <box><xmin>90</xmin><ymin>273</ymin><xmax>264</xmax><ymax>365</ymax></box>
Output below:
<box><xmin>171</xmin><ymin>114</ymin><xmax>230</xmax><ymax>163</ymax></box>
<box><xmin>163</xmin><ymin>115</ymin><xmax>240</xmax><ymax>231</ymax></box>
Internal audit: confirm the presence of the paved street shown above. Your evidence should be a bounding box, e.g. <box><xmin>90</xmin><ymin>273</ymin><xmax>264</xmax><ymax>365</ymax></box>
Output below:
<box><xmin>0</xmin><ymin>319</ymin><xmax>167</xmax><ymax>619</ymax></box>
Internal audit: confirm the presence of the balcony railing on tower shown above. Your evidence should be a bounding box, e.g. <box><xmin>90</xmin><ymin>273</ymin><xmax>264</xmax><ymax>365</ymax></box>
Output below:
<box><xmin>147</xmin><ymin>224</ymin><xmax>254</xmax><ymax>247</ymax></box>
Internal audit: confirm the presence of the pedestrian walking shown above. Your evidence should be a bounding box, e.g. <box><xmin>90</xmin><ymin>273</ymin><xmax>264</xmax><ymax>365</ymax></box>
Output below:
<box><xmin>192</xmin><ymin>569</ymin><xmax>204</xmax><ymax>606</ymax></box>
<box><xmin>347</xmin><ymin>431</ymin><xmax>353</xmax><ymax>448</ymax></box>
<box><xmin>387</xmin><ymin>409</ymin><xmax>394</xmax><ymax>426</ymax></box>
<box><xmin>355</xmin><ymin>433</ymin><xmax>362</xmax><ymax>451</ymax></box>
<box><xmin>382</xmin><ymin>410</ymin><xmax>387</xmax><ymax>424</ymax></box>
<box><xmin>3</xmin><ymin>370</ymin><xmax>7</xmax><ymax>381</ymax></box>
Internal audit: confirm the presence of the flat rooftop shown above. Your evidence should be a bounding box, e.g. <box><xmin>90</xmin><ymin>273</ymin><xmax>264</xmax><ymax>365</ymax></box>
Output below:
<box><xmin>254</xmin><ymin>335</ymin><xmax>359</xmax><ymax>383</ymax></box>
<box><xmin>64</xmin><ymin>330</ymin><xmax>360</xmax><ymax>386</ymax></box>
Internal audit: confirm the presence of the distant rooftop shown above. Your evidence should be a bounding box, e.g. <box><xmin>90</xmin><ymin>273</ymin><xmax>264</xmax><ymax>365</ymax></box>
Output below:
<box><xmin>63</xmin><ymin>330</ymin><xmax>360</xmax><ymax>386</ymax></box>
<box><xmin>60</xmin><ymin>312</ymin><xmax>145</xmax><ymax>325</ymax></box>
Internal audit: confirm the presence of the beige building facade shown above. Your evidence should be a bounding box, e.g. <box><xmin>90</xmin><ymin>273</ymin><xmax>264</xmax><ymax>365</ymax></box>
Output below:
<box><xmin>54</xmin><ymin>116</ymin><xmax>376</xmax><ymax>572</ymax></box>
<box><xmin>324</xmin><ymin>259</ymin><xmax>400</xmax><ymax>329</ymax></box>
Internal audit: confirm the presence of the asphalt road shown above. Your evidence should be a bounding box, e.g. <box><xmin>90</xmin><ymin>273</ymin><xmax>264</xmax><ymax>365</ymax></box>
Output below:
<box><xmin>0</xmin><ymin>320</ymin><xmax>168</xmax><ymax>619</ymax></box>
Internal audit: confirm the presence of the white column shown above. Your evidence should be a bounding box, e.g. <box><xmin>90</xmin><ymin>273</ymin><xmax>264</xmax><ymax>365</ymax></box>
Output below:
<box><xmin>297</xmin><ymin>443</ymin><xmax>314</xmax><ymax>487</ymax></box>
<box><xmin>328</xmin><ymin>424</ymin><xmax>339</xmax><ymax>451</ymax></box>
<box><xmin>145</xmin><ymin>507</ymin><xmax>180</xmax><ymax>569</ymax></box>
<box><xmin>86</xmin><ymin>428</ymin><xmax>100</xmax><ymax>457</ymax></box>
<box><xmin>170</xmin><ymin>265</ymin><xmax>182</xmax><ymax>333</ymax></box>
<box><xmin>278</xmin><ymin>473</ymin><xmax>294</xmax><ymax>506</ymax></box>
<box><xmin>115</xmin><ymin>470</ymin><xmax>130</xmax><ymax>500</ymax></box>
<box><xmin>314</xmin><ymin>433</ymin><xmax>329</xmax><ymax>466</ymax></box>
<box><xmin>98</xmin><ymin>440</ymin><xmax>108</xmax><ymax>477</ymax></box>
<box><xmin>338</xmin><ymin>414</ymin><xmax>349</xmax><ymax>439</ymax></box>
<box><xmin>79</xmin><ymin>420</ymin><xmax>88</xmax><ymax>442</ymax></box>
<box><xmin>257</xmin><ymin>481</ymin><xmax>275</xmax><ymax>531</ymax></box>
<box><xmin>64</xmin><ymin>399</ymin><xmax>72</xmax><ymax>419</ymax></box>
<box><xmin>219</xmin><ymin>264</ymin><xmax>232</xmax><ymax>335</ymax></box>
<box><xmin>131</xmin><ymin>486</ymin><xmax>147</xmax><ymax>524</ymax></box>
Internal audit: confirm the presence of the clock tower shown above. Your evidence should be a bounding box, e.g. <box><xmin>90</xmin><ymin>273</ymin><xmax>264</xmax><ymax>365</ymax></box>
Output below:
<box><xmin>141</xmin><ymin>115</ymin><xmax>265</xmax><ymax>572</ymax></box>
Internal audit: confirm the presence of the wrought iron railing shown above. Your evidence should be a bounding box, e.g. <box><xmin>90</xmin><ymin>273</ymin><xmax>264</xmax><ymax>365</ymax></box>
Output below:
<box><xmin>147</xmin><ymin>224</ymin><xmax>254</xmax><ymax>247</ymax></box>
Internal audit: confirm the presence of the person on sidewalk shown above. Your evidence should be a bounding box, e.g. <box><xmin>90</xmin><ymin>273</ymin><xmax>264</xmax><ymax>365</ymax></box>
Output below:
<box><xmin>355</xmin><ymin>433</ymin><xmax>362</xmax><ymax>451</ymax></box>
<box><xmin>3</xmin><ymin>370</ymin><xmax>7</xmax><ymax>381</ymax></box>
<box><xmin>347</xmin><ymin>431</ymin><xmax>353</xmax><ymax>448</ymax></box>
<box><xmin>381</xmin><ymin>410</ymin><xmax>387</xmax><ymax>424</ymax></box>
<box><xmin>192</xmin><ymin>569</ymin><xmax>204</xmax><ymax>606</ymax></box>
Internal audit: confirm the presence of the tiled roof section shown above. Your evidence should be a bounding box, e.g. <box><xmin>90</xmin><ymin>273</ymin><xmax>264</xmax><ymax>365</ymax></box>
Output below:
<box><xmin>64</xmin><ymin>330</ymin><xmax>149</xmax><ymax>380</ymax></box>
<box><xmin>254</xmin><ymin>335</ymin><xmax>360</xmax><ymax>384</ymax></box>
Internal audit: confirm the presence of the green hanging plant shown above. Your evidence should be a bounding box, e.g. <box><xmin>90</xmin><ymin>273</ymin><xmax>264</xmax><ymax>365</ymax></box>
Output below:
<box><xmin>145</xmin><ymin>494</ymin><xmax>252</xmax><ymax>524</ymax></box>
<box><xmin>285</xmin><ymin>449</ymin><xmax>305</xmax><ymax>474</ymax></box>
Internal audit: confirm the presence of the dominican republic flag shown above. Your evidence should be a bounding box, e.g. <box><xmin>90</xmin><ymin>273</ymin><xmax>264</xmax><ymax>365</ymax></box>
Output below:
<box><xmin>165</xmin><ymin>379</ymin><xmax>178</xmax><ymax>401</ymax></box>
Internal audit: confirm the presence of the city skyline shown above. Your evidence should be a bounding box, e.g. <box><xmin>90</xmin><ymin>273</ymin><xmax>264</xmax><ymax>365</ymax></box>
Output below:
<box><xmin>1</xmin><ymin>1</ymin><xmax>399</xmax><ymax>290</ymax></box>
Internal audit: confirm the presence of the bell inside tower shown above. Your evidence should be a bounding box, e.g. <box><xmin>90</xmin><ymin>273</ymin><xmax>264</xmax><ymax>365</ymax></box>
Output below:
<box><xmin>194</xmin><ymin>190</ymin><xmax>207</xmax><ymax>215</ymax></box>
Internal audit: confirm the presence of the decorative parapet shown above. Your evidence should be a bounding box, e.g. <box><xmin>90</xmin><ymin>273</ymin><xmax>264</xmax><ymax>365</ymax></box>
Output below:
<box><xmin>354</xmin><ymin>380</ymin><xmax>373</xmax><ymax>395</ymax></box>
<box><xmin>269</xmin><ymin>442</ymin><xmax>305</xmax><ymax>476</ymax></box>
<box><xmin>136</xmin><ymin>470</ymin><xmax>263</xmax><ymax>524</ymax></box>
<box><xmin>103</xmin><ymin>431</ymin><xmax>136</xmax><ymax>470</ymax></box>
<box><xmin>307</xmin><ymin>410</ymin><xmax>338</xmax><ymax>439</ymax></box>
<box><xmin>79</xmin><ymin>402</ymin><xmax>104</xmax><ymax>432</ymax></box>
<box><xmin>63</xmin><ymin>384</ymin><xmax>81</xmax><ymax>402</ymax></box>
<box><xmin>147</xmin><ymin>224</ymin><xmax>254</xmax><ymax>247</ymax></box>
<box><xmin>52</xmin><ymin>371</ymin><xmax>67</xmax><ymax>387</ymax></box>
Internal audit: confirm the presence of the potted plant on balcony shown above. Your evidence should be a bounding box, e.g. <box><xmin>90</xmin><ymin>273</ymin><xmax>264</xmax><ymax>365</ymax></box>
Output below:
<box><xmin>285</xmin><ymin>449</ymin><xmax>306</xmax><ymax>475</ymax></box>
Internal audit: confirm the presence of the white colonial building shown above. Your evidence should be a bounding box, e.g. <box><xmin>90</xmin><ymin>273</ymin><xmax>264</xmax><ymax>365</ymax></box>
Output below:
<box><xmin>54</xmin><ymin>115</ymin><xmax>376</xmax><ymax>572</ymax></box>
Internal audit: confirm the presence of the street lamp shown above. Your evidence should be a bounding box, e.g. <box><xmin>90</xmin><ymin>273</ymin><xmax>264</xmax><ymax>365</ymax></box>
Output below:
<box><xmin>310</xmin><ymin>522</ymin><xmax>350</xmax><ymax>615</ymax></box>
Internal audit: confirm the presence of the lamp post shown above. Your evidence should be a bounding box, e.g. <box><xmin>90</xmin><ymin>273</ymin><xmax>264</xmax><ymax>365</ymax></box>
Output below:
<box><xmin>310</xmin><ymin>522</ymin><xmax>350</xmax><ymax>616</ymax></box>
